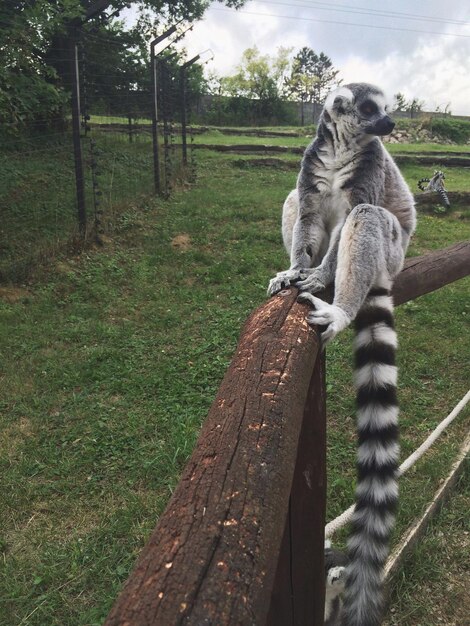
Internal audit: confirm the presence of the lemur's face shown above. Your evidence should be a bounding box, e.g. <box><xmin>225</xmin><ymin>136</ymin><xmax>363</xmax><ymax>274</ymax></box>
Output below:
<box><xmin>323</xmin><ymin>83</ymin><xmax>395</xmax><ymax>139</ymax></box>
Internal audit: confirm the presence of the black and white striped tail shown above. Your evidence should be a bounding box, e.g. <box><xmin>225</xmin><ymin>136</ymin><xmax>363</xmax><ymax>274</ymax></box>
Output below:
<box><xmin>341</xmin><ymin>288</ymin><xmax>399</xmax><ymax>626</ymax></box>
<box><xmin>438</xmin><ymin>188</ymin><xmax>451</xmax><ymax>208</ymax></box>
<box><xmin>417</xmin><ymin>177</ymin><xmax>429</xmax><ymax>191</ymax></box>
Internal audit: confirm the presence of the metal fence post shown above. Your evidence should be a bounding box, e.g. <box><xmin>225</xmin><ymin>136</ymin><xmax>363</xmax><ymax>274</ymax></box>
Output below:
<box><xmin>70</xmin><ymin>29</ymin><xmax>87</xmax><ymax>235</ymax></box>
<box><xmin>149</xmin><ymin>26</ymin><xmax>180</xmax><ymax>197</ymax></box>
<box><xmin>180</xmin><ymin>66</ymin><xmax>188</xmax><ymax>166</ymax></box>
<box><xmin>160</xmin><ymin>60</ymin><xmax>172</xmax><ymax>197</ymax></box>
<box><xmin>151</xmin><ymin>45</ymin><xmax>161</xmax><ymax>194</ymax></box>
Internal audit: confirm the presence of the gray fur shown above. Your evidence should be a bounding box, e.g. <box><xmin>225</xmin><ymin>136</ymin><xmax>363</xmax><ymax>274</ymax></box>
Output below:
<box><xmin>325</xmin><ymin>544</ymin><xmax>349</xmax><ymax>626</ymax></box>
<box><xmin>267</xmin><ymin>82</ymin><xmax>416</xmax><ymax>341</ymax></box>
<box><xmin>267</xmin><ymin>83</ymin><xmax>416</xmax><ymax>626</ymax></box>
<box><xmin>418</xmin><ymin>170</ymin><xmax>450</xmax><ymax>208</ymax></box>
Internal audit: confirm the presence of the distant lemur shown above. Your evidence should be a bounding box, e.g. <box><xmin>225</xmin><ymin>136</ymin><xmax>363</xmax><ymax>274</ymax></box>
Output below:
<box><xmin>418</xmin><ymin>170</ymin><xmax>450</xmax><ymax>208</ymax></box>
<box><xmin>268</xmin><ymin>83</ymin><xmax>417</xmax><ymax>626</ymax></box>
<box><xmin>324</xmin><ymin>541</ymin><xmax>349</xmax><ymax>626</ymax></box>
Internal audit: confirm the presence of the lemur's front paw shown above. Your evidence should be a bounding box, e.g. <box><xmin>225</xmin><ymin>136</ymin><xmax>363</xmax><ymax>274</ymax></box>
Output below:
<box><xmin>298</xmin><ymin>293</ymin><xmax>351</xmax><ymax>344</ymax></box>
<box><xmin>296</xmin><ymin>268</ymin><xmax>326</xmax><ymax>293</ymax></box>
<box><xmin>267</xmin><ymin>269</ymin><xmax>306</xmax><ymax>296</ymax></box>
<box><xmin>327</xmin><ymin>565</ymin><xmax>346</xmax><ymax>589</ymax></box>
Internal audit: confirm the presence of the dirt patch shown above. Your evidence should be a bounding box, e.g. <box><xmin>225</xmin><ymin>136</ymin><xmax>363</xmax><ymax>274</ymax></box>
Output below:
<box><xmin>0</xmin><ymin>286</ymin><xmax>31</xmax><ymax>303</ymax></box>
<box><xmin>171</xmin><ymin>233</ymin><xmax>192</xmax><ymax>251</ymax></box>
<box><xmin>0</xmin><ymin>417</ymin><xmax>34</xmax><ymax>461</ymax></box>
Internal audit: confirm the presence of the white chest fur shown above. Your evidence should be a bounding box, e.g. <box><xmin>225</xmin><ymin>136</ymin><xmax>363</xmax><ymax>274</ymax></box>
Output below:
<box><xmin>314</xmin><ymin>144</ymin><xmax>356</xmax><ymax>193</ymax></box>
<box><xmin>310</xmin><ymin>145</ymin><xmax>356</xmax><ymax>226</ymax></box>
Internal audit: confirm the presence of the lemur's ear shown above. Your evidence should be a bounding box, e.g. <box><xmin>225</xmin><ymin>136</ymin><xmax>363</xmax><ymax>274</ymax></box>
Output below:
<box><xmin>325</xmin><ymin>87</ymin><xmax>354</xmax><ymax>116</ymax></box>
<box><xmin>333</xmin><ymin>96</ymin><xmax>347</xmax><ymax>114</ymax></box>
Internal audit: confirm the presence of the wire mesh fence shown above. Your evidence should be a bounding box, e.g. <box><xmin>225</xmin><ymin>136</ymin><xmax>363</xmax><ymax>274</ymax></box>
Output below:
<box><xmin>0</xmin><ymin>31</ymin><xmax>194</xmax><ymax>283</ymax></box>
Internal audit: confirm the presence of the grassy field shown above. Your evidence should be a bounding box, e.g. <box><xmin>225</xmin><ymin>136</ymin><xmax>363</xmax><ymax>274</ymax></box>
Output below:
<box><xmin>385</xmin><ymin>466</ymin><xmax>469</xmax><ymax>626</ymax></box>
<box><xmin>0</xmin><ymin>132</ymin><xmax>157</xmax><ymax>282</ymax></box>
<box><xmin>0</xmin><ymin>136</ymin><xmax>469</xmax><ymax>625</ymax></box>
<box><xmin>2</xmin><ymin>121</ymin><xmax>469</xmax><ymax>282</ymax></box>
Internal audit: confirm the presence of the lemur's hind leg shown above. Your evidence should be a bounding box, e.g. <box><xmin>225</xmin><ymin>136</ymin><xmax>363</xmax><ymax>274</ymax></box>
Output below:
<box><xmin>299</xmin><ymin>204</ymin><xmax>404</xmax><ymax>343</ymax></box>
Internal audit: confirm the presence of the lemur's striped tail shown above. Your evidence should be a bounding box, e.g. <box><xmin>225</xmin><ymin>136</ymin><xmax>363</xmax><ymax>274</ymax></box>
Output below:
<box><xmin>438</xmin><ymin>188</ymin><xmax>451</xmax><ymax>208</ymax></box>
<box><xmin>417</xmin><ymin>177</ymin><xmax>429</xmax><ymax>191</ymax></box>
<box><xmin>341</xmin><ymin>288</ymin><xmax>399</xmax><ymax>626</ymax></box>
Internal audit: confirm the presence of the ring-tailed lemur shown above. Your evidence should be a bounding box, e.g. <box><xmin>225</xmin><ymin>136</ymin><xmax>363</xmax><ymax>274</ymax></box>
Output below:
<box><xmin>418</xmin><ymin>170</ymin><xmax>450</xmax><ymax>208</ymax></box>
<box><xmin>268</xmin><ymin>83</ymin><xmax>416</xmax><ymax>626</ymax></box>
<box><xmin>324</xmin><ymin>541</ymin><xmax>349</xmax><ymax>626</ymax></box>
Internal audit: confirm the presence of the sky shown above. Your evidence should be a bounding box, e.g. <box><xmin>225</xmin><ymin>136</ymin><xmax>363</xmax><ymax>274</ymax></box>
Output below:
<box><xmin>124</xmin><ymin>0</ymin><xmax>470</xmax><ymax>115</ymax></box>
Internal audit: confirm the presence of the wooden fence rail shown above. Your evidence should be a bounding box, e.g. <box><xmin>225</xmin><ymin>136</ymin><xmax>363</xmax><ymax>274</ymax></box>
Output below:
<box><xmin>105</xmin><ymin>241</ymin><xmax>470</xmax><ymax>626</ymax></box>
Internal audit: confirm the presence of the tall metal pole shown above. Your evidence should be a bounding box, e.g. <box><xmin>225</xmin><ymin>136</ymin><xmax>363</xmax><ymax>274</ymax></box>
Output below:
<box><xmin>149</xmin><ymin>26</ymin><xmax>181</xmax><ymax>196</ymax></box>
<box><xmin>161</xmin><ymin>61</ymin><xmax>171</xmax><ymax>197</ymax></box>
<box><xmin>180</xmin><ymin>54</ymin><xmax>202</xmax><ymax>168</ymax></box>
<box><xmin>180</xmin><ymin>66</ymin><xmax>188</xmax><ymax>166</ymax></box>
<box><xmin>70</xmin><ymin>31</ymin><xmax>87</xmax><ymax>235</ymax></box>
<box><xmin>151</xmin><ymin>43</ymin><xmax>161</xmax><ymax>194</ymax></box>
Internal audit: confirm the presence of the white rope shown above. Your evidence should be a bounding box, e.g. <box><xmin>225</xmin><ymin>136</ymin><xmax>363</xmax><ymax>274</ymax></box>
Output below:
<box><xmin>325</xmin><ymin>388</ymin><xmax>470</xmax><ymax>538</ymax></box>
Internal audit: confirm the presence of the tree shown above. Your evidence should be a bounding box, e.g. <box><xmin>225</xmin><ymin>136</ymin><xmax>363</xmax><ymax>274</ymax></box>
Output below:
<box><xmin>393</xmin><ymin>92</ymin><xmax>407</xmax><ymax>112</ymax></box>
<box><xmin>393</xmin><ymin>93</ymin><xmax>426</xmax><ymax>118</ymax></box>
<box><xmin>284</xmin><ymin>48</ymin><xmax>340</xmax><ymax>123</ymax></box>
<box><xmin>407</xmin><ymin>97</ymin><xmax>425</xmax><ymax>118</ymax></box>
<box><xmin>220</xmin><ymin>46</ymin><xmax>293</xmax><ymax>124</ymax></box>
<box><xmin>436</xmin><ymin>102</ymin><xmax>452</xmax><ymax>117</ymax></box>
<box><xmin>222</xmin><ymin>46</ymin><xmax>292</xmax><ymax>100</ymax></box>
<box><xmin>284</xmin><ymin>56</ymin><xmax>318</xmax><ymax>125</ymax></box>
<box><xmin>0</xmin><ymin>0</ymin><xmax>246</xmax><ymax>132</ymax></box>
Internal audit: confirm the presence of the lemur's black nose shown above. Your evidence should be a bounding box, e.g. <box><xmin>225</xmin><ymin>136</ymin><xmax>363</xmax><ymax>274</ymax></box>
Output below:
<box><xmin>377</xmin><ymin>115</ymin><xmax>395</xmax><ymax>135</ymax></box>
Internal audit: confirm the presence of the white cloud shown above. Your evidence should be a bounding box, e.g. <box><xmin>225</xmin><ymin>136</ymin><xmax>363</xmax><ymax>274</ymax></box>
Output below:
<box><xmin>341</xmin><ymin>33</ymin><xmax>470</xmax><ymax>115</ymax></box>
<box><xmin>123</xmin><ymin>1</ymin><xmax>470</xmax><ymax>115</ymax></box>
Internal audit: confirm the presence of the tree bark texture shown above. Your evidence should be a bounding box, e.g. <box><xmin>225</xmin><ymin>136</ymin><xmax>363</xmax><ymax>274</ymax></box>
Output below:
<box><xmin>105</xmin><ymin>289</ymin><xmax>322</xmax><ymax>626</ymax></box>
<box><xmin>392</xmin><ymin>241</ymin><xmax>470</xmax><ymax>306</ymax></box>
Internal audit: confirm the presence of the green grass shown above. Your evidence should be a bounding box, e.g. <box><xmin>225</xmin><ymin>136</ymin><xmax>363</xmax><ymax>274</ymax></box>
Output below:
<box><xmin>0</xmin><ymin>121</ymin><xmax>462</xmax><ymax>282</ymax></box>
<box><xmin>387</xmin><ymin>142</ymin><xmax>470</xmax><ymax>154</ymax></box>
<box><xmin>0</xmin><ymin>139</ymin><xmax>469</xmax><ymax>625</ymax></box>
<box><xmin>399</xmin><ymin>165</ymin><xmax>470</xmax><ymax>192</ymax></box>
<box><xmin>384</xmin><ymin>466</ymin><xmax>469</xmax><ymax>626</ymax></box>
<box><xmin>90</xmin><ymin>115</ymin><xmax>152</xmax><ymax>125</ymax></box>
<box><xmin>0</xmin><ymin>131</ymin><xmax>158</xmax><ymax>282</ymax></box>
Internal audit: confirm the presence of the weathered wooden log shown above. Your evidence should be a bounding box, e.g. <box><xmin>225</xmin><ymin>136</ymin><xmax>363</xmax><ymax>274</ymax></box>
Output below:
<box><xmin>104</xmin><ymin>242</ymin><xmax>470</xmax><ymax>626</ymax></box>
<box><xmin>104</xmin><ymin>289</ymin><xmax>323</xmax><ymax>626</ymax></box>
<box><xmin>267</xmin><ymin>352</ymin><xmax>327</xmax><ymax>626</ymax></box>
<box><xmin>392</xmin><ymin>241</ymin><xmax>470</xmax><ymax>306</ymax></box>
<box><xmin>415</xmin><ymin>191</ymin><xmax>470</xmax><ymax>210</ymax></box>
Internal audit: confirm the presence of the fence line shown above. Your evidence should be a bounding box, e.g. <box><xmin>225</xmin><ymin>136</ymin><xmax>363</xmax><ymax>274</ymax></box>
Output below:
<box><xmin>0</xmin><ymin>31</ymin><xmax>198</xmax><ymax>282</ymax></box>
<box><xmin>384</xmin><ymin>431</ymin><xmax>470</xmax><ymax>580</ymax></box>
<box><xmin>325</xmin><ymin>388</ymin><xmax>470</xmax><ymax>538</ymax></box>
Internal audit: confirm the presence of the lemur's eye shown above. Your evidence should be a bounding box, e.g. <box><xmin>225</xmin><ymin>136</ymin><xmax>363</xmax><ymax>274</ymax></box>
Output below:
<box><xmin>360</xmin><ymin>100</ymin><xmax>378</xmax><ymax>116</ymax></box>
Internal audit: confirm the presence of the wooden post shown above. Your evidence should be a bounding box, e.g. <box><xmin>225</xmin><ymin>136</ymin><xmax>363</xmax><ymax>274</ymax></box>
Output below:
<box><xmin>127</xmin><ymin>114</ymin><xmax>133</xmax><ymax>143</ymax></box>
<box><xmin>291</xmin><ymin>350</ymin><xmax>327</xmax><ymax>625</ymax></box>
<box><xmin>267</xmin><ymin>351</ymin><xmax>327</xmax><ymax>626</ymax></box>
<box><xmin>104</xmin><ymin>290</ymin><xmax>322</xmax><ymax>626</ymax></box>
